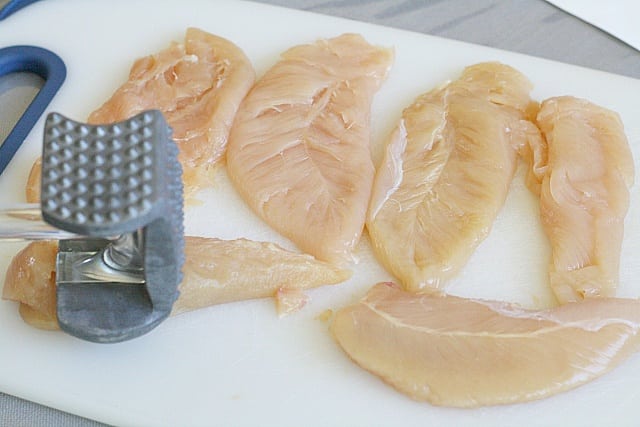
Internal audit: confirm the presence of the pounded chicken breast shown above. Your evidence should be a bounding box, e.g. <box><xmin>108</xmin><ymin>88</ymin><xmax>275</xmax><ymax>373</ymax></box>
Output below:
<box><xmin>226</xmin><ymin>33</ymin><xmax>393</xmax><ymax>264</ymax></box>
<box><xmin>332</xmin><ymin>282</ymin><xmax>640</xmax><ymax>407</ymax></box>
<box><xmin>525</xmin><ymin>96</ymin><xmax>634</xmax><ymax>303</ymax></box>
<box><xmin>367</xmin><ymin>62</ymin><xmax>541</xmax><ymax>291</ymax></box>
<box><xmin>2</xmin><ymin>238</ymin><xmax>351</xmax><ymax>329</ymax></box>
<box><xmin>26</xmin><ymin>27</ymin><xmax>255</xmax><ymax>202</ymax></box>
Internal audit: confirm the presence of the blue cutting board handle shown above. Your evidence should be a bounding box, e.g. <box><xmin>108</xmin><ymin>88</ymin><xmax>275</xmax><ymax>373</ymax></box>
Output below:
<box><xmin>0</xmin><ymin>0</ymin><xmax>42</xmax><ymax>20</ymax></box>
<box><xmin>0</xmin><ymin>45</ymin><xmax>66</xmax><ymax>175</ymax></box>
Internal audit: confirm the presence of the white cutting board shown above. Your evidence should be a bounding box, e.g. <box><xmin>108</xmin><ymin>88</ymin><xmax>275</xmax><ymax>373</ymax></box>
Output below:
<box><xmin>1</xmin><ymin>1</ymin><xmax>640</xmax><ymax>426</ymax></box>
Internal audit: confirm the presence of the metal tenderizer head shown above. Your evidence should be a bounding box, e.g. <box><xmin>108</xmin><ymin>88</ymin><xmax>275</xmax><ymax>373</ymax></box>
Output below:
<box><xmin>40</xmin><ymin>110</ymin><xmax>184</xmax><ymax>343</ymax></box>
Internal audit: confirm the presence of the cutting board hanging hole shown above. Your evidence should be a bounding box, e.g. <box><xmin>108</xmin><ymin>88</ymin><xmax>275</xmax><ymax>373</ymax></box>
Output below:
<box><xmin>0</xmin><ymin>71</ymin><xmax>43</xmax><ymax>143</ymax></box>
<box><xmin>0</xmin><ymin>46</ymin><xmax>66</xmax><ymax>175</ymax></box>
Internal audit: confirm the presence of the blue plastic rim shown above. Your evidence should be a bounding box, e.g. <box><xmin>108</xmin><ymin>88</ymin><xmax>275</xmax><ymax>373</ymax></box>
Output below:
<box><xmin>0</xmin><ymin>45</ymin><xmax>66</xmax><ymax>175</ymax></box>
<box><xmin>0</xmin><ymin>0</ymin><xmax>42</xmax><ymax>21</ymax></box>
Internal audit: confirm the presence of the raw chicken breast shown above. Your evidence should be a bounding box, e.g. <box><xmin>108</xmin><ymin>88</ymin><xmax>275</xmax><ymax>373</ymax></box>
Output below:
<box><xmin>526</xmin><ymin>96</ymin><xmax>634</xmax><ymax>303</ymax></box>
<box><xmin>367</xmin><ymin>62</ymin><xmax>541</xmax><ymax>291</ymax></box>
<box><xmin>226</xmin><ymin>34</ymin><xmax>393</xmax><ymax>264</ymax></box>
<box><xmin>25</xmin><ymin>157</ymin><xmax>41</xmax><ymax>203</ymax></box>
<box><xmin>25</xmin><ymin>27</ymin><xmax>255</xmax><ymax>202</ymax></box>
<box><xmin>2</xmin><ymin>238</ymin><xmax>351</xmax><ymax>329</ymax></box>
<box><xmin>275</xmin><ymin>287</ymin><xmax>309</xmax><ymax>317</ymax></box>
<box><xmin>331</xmin><ymin>282</ymin><xmax>640</xmax><ymax>407</ymax></box>
<box><xmin>2</xmin><ymin>241</ymin><xmax>58</xmax><ymax>330</ymax></box>
<box><xmin>175</xmin><ymin>236</ymin><xmax>350</xmax><ymax>314</ymax></box>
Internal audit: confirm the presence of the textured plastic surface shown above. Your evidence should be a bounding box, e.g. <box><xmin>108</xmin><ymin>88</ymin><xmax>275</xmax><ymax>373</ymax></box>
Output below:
<box><xmin>0</xmin><ymin>1</ymin><xmax>639</xmax><ymax>426</ymax></box>
<box><xmin>0</xmin><ymin>46</ymin><xmax>66</xmax><ymax>175</ymax></box>
<box><xmin>40</xmin><ymin>111</ymin><xmax>185</xmax><ymax>343</ymax></box>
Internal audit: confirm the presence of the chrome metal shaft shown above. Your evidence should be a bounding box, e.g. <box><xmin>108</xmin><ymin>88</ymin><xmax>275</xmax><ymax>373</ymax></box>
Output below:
<box><xmin>0</xmin><ymin>204</ymin><xmax>79</xmax><ymax>241</ymax></box>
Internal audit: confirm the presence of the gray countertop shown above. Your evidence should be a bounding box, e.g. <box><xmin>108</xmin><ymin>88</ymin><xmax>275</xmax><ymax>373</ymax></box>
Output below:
<box><xmin>1</xmin><ymin>0</ymin><xmax>639</xmax><ymax>426</ymax></box>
